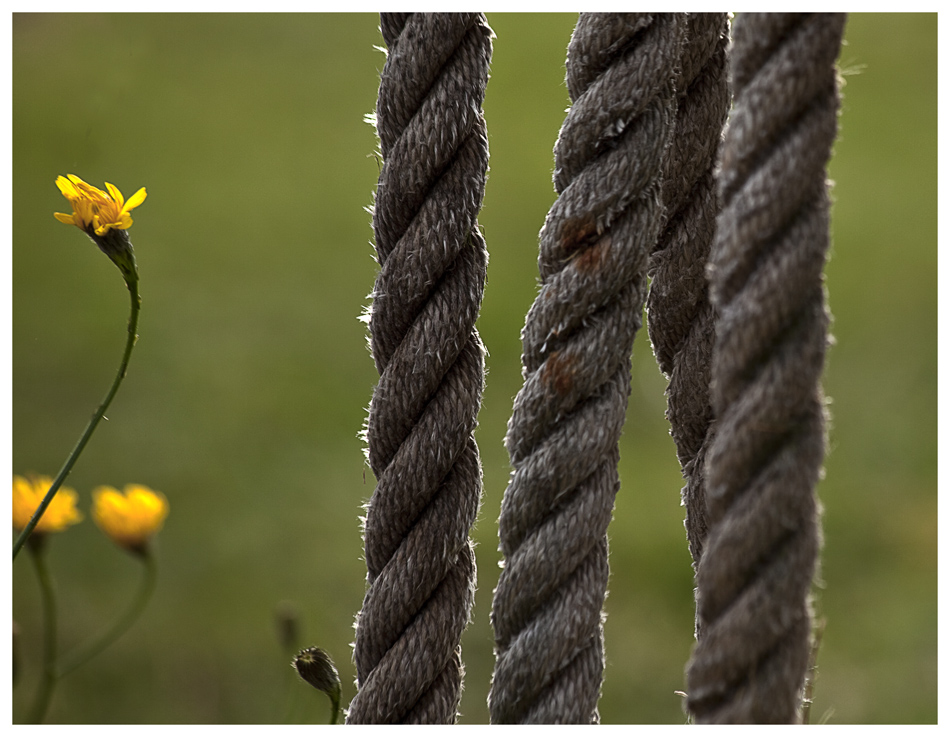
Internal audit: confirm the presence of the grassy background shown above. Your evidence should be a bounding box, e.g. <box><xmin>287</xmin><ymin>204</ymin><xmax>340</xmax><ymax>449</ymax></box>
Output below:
<box><xmin>11</xmin><ymin>13</ymin><xmax>936</xmax><ymax>724</ymax></box>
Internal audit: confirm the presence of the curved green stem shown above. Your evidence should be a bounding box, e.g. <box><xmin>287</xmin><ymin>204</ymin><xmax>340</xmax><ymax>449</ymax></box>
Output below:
<box><xmin>27</xmin><ymin>541</ymin><xmax>58</xmax><ymax>724</ymax></box>
<box><xmin>13</xmin><ymin>276</ymin><xmax>140</xmax><ymax>560</ymax></box>
<box><xmin>293</xmin><ymin>647</ymin><xmax>342</xmax><ymax>724</ymax></box>
<box><xmin>327</xmin><ymin>686</ymin><xmax>341</xmax><ymax>725</ymax></box>
<box><xmin>57</xmin><ymin>550</ymin><xmax>157</xmax><ymax>679</ymax></box>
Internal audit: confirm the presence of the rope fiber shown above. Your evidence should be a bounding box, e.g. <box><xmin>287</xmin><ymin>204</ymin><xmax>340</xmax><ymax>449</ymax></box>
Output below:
<box><xmin>489</xmin><ymin>13</ymin><xmax>685</xmax><ymax>724</ymax></box>
<box><xmin>685</xmin><ymin>12</ymin><xmax>846</xmax><ymax>723</ymax></box>
<box><xmin>348</xmin><ymin>12</ymin><xmax>493</xmax><ymax>724</ymax></box>
<box><xmin>348</xmin><ymin>11</ymin><xmax>845</xmax><ymax>724</ymax></box>
<box><xmin>645</xmin><ymin>13</ymin><xmax>730</xmax><ymax>640</ymax></box>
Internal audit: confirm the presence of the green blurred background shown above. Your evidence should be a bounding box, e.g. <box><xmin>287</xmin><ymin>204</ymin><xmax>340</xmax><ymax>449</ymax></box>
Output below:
<box><xmin>11</xmin><ymin>13</ymin><xmax>936</xmax><ymax>724</ymax></box>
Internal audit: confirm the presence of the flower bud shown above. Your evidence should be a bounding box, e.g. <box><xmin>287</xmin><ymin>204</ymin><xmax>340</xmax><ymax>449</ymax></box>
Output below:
<box><xmin>293</xmin><ymin>647</ymin><xmax>341</xmax><ymax>724</ymax></box>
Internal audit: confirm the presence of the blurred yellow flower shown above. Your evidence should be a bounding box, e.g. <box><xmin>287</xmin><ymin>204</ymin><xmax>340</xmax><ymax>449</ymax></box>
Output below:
<box><xmin>92</xmin><ymin>484</ymin><xmax>168</xmax><ymax>552</ymax></box>
<box><xmin>12</xmin><ymin>475</ymin><xmax>83</xmax><ymax>533</ymax></box>
<box><xmin>54</xmin><ymin>174</ymin><xmax>147</xmax><ymax>236</ymax></box>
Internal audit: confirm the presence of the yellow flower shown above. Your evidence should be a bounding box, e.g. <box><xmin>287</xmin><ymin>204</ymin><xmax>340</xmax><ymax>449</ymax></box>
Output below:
<box><xmin>92</xmin><ymin>484</ymin><xmax>168</xmax><ymax>553</ymax></box>
<box><xmin>54</xmin><ymin>174</ymin><xmax>147</xmax><ymax>237</ymax></box>
<box><xmin>12</xmin><ymin>475</ymin><xmax>83</xmax><ymax>533</ymax></box>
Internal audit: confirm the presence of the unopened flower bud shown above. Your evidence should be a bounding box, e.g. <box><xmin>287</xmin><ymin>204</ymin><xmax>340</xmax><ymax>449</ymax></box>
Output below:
<box><xmin>293</xmin><ymin>646</ymin><xmax>341</xmax><ymax>724</ymax></box>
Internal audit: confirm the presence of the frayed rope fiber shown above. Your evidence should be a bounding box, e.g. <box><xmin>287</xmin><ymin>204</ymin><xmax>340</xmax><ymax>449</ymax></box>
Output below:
<box><xmin>645</xmin><ymin>12</ymin><xmax>730</xmax><ymax>642</ymax></box>
<box><xmin>347</xmin><ymin>12</ymin><xmax>492</xmax><ymax>724</ymax></box>
<box><xmin>685</xmin><ymin>13</ymin><xmax>846</xmax><ymax>723</ymax></box>
<box><xmin>489</xmin><ymin>13</ymin><xmax>685</xmax><ymax>724</ymax></box>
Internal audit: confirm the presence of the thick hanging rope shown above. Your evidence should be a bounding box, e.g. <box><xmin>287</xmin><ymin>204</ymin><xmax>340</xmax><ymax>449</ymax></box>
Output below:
<box><xmin>685</xmin><ymin>13</ymin><xmax>846</xmax><ymax>723</ymax></box>
<box><xmin>348</xmin><ymin>13</ymin><xmax>492</xmax><ymax>724</ymax></box>
<box><xmin>490</xmin><ymin>13</ymin><xmax>685</xmax><ymax>724</ymax></box>
<box><xmin>646</xmin><ymin>13</ymin><xmax>730</xmax><ymax>639</ymax></box>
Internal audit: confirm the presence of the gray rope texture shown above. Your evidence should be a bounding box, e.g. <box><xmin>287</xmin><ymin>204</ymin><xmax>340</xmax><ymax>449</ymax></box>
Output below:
<box><xmin>489</xmin><ymin>13</ymin><xmax>685</xmax><ymax>724</ymax></box>
<box><xmin>348</xmin><ymin>12</ymin><xmax>492</xmax><ymax>724</ymax></box>
<box><xmin>685</xmin><ymin>13</ymin><xmax>846</xmax><ymax>723</ymax></box>
<box><xmin>645</xmin><ymin>13</ymin><xmax>730</xmax><ymax>640</ymax></box>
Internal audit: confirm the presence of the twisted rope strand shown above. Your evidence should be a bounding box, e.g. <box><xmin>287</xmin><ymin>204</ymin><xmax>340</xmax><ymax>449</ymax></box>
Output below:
<box><xmin>645</xmin><ymin>12</ymin><xmax>730</xmax><ymax>633</ymax></box>
<box><xmin>685</xmin><ymin>13</ymin><xmax>846</xmax><ymax>723</ymax></box>
<box><xmin>490</xmin><ymin>13</ymin><xmax>685</xmax><ymax>724</ymax></box>
<box><xmin>348</xmin><ymin>12</ymin><xmax>492</xmax><ymax>724</ymax></box>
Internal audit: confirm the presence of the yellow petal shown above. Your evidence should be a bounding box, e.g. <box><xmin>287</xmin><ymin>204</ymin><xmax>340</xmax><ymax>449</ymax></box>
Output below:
<box><xmin>56</xmin><ymin>176</ymin><xmax>80</xmax><ymax>198</ymax></box>
<box><xmin>71</xmin><ymin>176</ymin><xmax>108</xmax><ymax>199</ymax></box>
<box><xmin>12</xmin><ymin>475</ymin><xmax>36</xmax><ymax>530</ymax></box>
<box><xmin>93</xmin><ymin>486</ymin><xmax>123</xmax><ymax>510</ymax></box>
<box><xmin>105</xmin><ymin>182</ymin><xmax>124</xmax><ymax>207</ymax></box>
<box><xmin>12</xmin><ymin>474</ymin><xmax>82</xmax><ymax>533</ymax></box>
<box><xmin>53</xmin><ymin>212</ymin><xmax>76</xmax><ymax>225</ymax></box>
<box><xmin>72</xmin><ymin>199</ymin><xmax>96</xmax><ymax>229</ymax></box>
<box><xmin>123</xmin><ymin>187</ymin><xmax>147</xmax><ymax>211</ymax></box>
